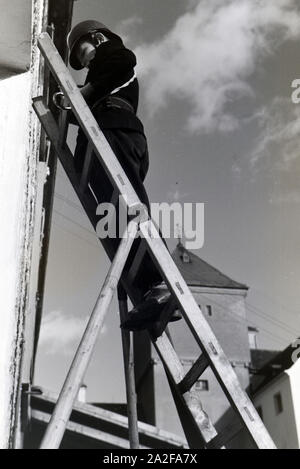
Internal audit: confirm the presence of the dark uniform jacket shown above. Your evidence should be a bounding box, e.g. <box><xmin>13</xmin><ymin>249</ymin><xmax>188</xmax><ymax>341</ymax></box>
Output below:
<box><xmin>80</xmin><ymin>36</ymin><xmax>145</xmax><ymax>134</ymax></box>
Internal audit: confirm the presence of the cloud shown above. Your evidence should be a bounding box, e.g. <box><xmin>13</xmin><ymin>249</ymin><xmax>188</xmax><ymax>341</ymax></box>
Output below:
<box><xmin>117</xmin><ymin>16</ymin><xmax>143</xmax><ymax>45</ymax></box>
<box><xmin>39</xmin><ymin>311</ymin><xmax>107</xmax><ymax>356</ymax></box>
<box><xmin>251</xmin><ymin>97</ymin><xmax>300</xmax><ymax>169</ymax></box>
<box><xmin>135</xmin><ymin>0</ymin><xmax>300</xmax><ymax>134</ymax></box>
<box><xmin>119</xmin><ymin>16</ymin><xmax>143</xmax><ymax>30</ymax></box>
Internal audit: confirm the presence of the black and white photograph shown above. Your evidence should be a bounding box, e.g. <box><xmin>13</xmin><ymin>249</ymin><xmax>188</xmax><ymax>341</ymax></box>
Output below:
<box><xmin>0</xmin><ymin>0</ymin><xmax>300</xmax><ymax>452</ymax></box>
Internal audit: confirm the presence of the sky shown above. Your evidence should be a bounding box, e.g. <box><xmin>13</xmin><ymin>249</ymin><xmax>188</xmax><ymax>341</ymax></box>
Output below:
<box><xmin>35</xmin><ymin>0</ymin><xmax>300</xmax><ymax>403</ymax></box>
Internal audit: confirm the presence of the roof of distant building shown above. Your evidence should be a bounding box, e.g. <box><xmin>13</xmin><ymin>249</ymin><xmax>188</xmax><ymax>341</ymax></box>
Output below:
<box><xmin>171</xmin><ymin>242</ymin><xmax>248</xmax><ymax>290</ymax></box>
<box><xmin>251</xmin><ymin>341</ymin><xmax>299</xmax><ymax>395</ymax></box>
<box><xmin>250</xmin><ymin>349</ymin><xmax>280</xmax><ymax>371</ymax></box>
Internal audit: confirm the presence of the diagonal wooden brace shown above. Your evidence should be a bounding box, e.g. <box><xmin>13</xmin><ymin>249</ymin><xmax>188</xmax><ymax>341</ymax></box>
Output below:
<box><xmin>40</xmin><ymin>219</ymin><xmax>139</xmax><ymax>449</ymax></box>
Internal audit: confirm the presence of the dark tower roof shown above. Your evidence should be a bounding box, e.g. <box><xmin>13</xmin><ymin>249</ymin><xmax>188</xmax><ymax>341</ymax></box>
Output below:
<box><xmin>172</xmin><ymin>242</ymin><xmax>248</xmax><ymax>290</ymax></box>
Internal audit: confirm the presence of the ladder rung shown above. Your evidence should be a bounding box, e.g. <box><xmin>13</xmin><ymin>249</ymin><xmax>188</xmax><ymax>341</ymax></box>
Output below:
<box><xmin>178</xmin><ymin>355</ymin><xmax>209</xmax><ymax>394</ymax></box>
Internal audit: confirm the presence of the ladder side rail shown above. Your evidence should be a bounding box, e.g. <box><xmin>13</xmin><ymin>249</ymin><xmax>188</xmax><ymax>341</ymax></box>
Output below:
<box><xmin>40</xmin><ymin>220</ymin><xmax>139</xmax><ymax>449</ymax></box>
<box><xmin>37</xmin><ymin>33</ymin><xmax>144</xmax><ymax>214</ymax></box>
<box><xmin>159</xmin><ymin>329</ymin><xmax>215</xmax><ymax>449</ymax></box>
<box><xmin>118</xmin><ymin>288</ymin><xmax>140</xmax><ymax>449</ymax></box>
<box><xmin>153</xmin><ymin>333</ymin><xmax>218</xmax><ymax>448</ymax></box>
<box><xmin>140</xmin><ymin>220</ymin><xmax>276</xmax><ymax>450</ymax></box>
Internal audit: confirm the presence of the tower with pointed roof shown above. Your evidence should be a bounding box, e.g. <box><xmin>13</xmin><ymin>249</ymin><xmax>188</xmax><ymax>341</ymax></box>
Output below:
<box><xmin>134</xmin><ymin>241</ymin><xmax>251</xmax><ymax>438</ymax></box>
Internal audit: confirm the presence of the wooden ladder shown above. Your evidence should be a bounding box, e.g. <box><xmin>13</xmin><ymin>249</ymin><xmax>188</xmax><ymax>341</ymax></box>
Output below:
<box><xmin>32</xmin><ymin>33</ymin><xmax>276</xmax><ymax>450</ymax></box>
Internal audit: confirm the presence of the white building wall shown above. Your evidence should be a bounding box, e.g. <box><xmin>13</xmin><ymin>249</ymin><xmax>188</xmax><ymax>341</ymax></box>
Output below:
<box><xmin>0</xmin><ymin>72</ymin><xmax>32</xmax><ymax>448</ymax></box>
<box><xmin>253</xmin><ymin>373</ymin><xmax>299</xmax><ymax>449</ymax></box>
<box><xmin>0</xmin><ymin>0</ymin><xmax>46</xmax><ymax>448</ymax></box>
<box><xmin>286</xmin><ymin>360</ymin><xmax>300</xmax><ymax>447</ymax></box>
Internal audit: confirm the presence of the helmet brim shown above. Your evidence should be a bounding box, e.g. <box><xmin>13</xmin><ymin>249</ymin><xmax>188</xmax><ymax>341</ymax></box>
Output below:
<box><xmin>69</xmin><ymin>34</ymin><xmax>89</xmax><ymax>70</ymax></box>
<box><xmin>68</xmin><ymin>26</ymin><xmax>123</xmax><ymax>70</ymax></box>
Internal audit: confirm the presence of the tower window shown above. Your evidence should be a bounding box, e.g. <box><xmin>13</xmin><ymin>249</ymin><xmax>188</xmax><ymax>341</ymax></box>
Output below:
<box><xmin>195</xmin><ymin>380</ymin><xmax>209</xmax><ymax>391</ymax></box>
<box><xmin>274</xmin><ymin>393</ymin><xmax>283</xmax><ymax>415</ymax></box>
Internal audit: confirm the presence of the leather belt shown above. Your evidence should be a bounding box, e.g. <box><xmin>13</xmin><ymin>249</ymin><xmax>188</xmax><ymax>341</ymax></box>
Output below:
<box><xmin>97</xmin><ymin>96</ymin><xmax>135</xmax><ymax>114</ymax></box>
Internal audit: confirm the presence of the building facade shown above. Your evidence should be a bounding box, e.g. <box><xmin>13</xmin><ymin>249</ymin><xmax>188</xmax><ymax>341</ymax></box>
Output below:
<box><xmin>0</xmin><ymin>0</ymin><xmax>47</xmax><ymax>448</ymax></box>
